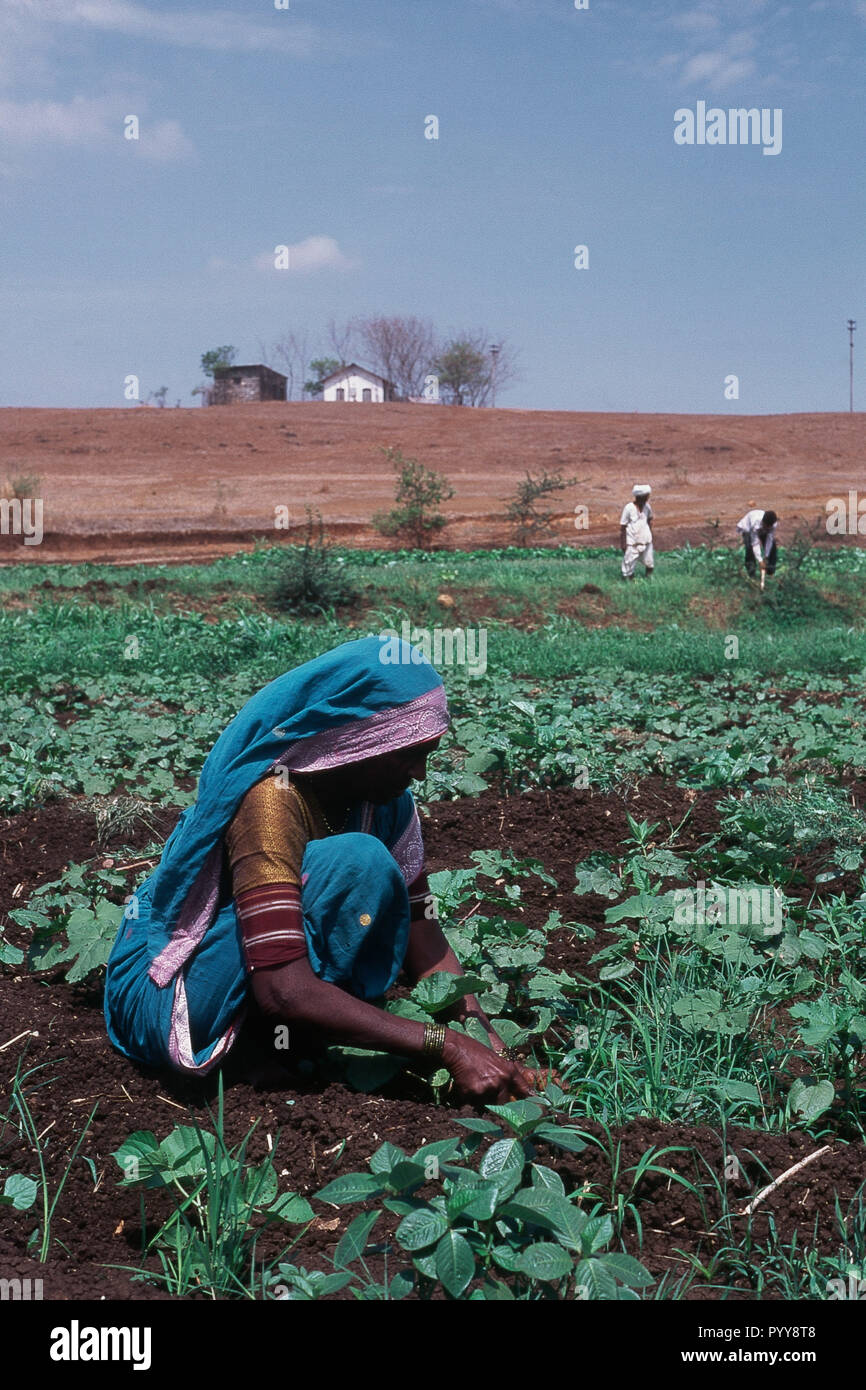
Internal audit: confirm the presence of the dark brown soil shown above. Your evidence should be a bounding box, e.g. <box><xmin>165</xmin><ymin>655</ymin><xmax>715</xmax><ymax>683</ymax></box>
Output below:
<box><xmin>0</xmin><ymin>783</ymin><xmax>862</xmax><ymax>1302</ymax></box>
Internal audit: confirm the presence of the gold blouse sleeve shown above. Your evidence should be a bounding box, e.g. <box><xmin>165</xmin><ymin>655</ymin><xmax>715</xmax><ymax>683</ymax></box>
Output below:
<box><xmin>225</xmin><ymin>776</ymin><xmax>316</xmax><ymax>895</ymax></box>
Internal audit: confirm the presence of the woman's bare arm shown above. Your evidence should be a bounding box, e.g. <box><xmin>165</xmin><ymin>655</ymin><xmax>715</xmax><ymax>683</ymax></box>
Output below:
<box><xmin>251</xmin><ymin>954</ymin><xmax>533</xmax><ymax>1101</ymax></box>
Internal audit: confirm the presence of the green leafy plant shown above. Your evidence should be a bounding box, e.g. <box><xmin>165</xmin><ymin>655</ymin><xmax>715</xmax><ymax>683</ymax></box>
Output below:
<box><xmin>7</xmin><ymin>859</ymin><xmax>130</xmax><ymax>984</ymax></box>
<box><xmin>272</xmin><ymin>507</ymin><xmax>357</xmax><ymax>614</ymax></box>
<box><xmin>6</xmin><ymin>1058</ymin><xmax>98</xmax><ymax>1261</ymax></box>
<box><xmin>311</xmin><ymin>1100</ymin><xmax>652</xmax><ymax>1300</ymax></box>
<box><xmin>110</xmin><ymin>1078</ymin><xmax>314</xmax><ymax>1298</ymax></box>
<box><xmin>371</xmin><ymin>448</ymin><xmax>455</xmax><ymax>549</ymax></box>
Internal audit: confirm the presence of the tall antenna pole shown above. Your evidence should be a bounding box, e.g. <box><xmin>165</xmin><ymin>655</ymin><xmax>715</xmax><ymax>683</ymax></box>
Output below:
<box><xmin>489</xmin><ymin>343</ymin><xmax>500</xmax><ymax>408</ymax></box>
<box><xmin>848</xmin><ymin>319</ymin><xmax>857</xmax><ymax>413</ymax></box>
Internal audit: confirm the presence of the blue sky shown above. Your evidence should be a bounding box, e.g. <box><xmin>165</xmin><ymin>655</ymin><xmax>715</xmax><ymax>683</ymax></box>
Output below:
<box><xmin>1</xmin><ymin>0</ymin><xmax>863</xmax><ymax>411</ymax></box>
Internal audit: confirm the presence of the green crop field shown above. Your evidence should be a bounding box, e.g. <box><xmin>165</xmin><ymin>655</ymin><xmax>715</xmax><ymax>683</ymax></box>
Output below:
<box><xmin>2</xmin><ymin>539</ymin><xmax>866</xmax><ymax>1303</ymax></box>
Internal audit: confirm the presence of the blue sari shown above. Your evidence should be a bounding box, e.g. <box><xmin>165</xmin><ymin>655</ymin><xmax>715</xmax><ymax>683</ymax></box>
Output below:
<box><xmin>104</xmin><ymin>636</ymin><xmax>449</xmax><ymax>1074</ymax></box>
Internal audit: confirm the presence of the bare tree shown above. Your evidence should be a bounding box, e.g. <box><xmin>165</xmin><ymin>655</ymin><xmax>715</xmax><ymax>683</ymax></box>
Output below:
<box><xmin>259</xmin><ymin>332</ymin><xmax>312</xmax><ymax>402</ymax></box>
<box><xmin>325</xmin><ymin>317</ymin><xmax>355</xmax><ymax>367</ymax></box>
<box><xmin>349</xmin><ymin>315</ymin><xmax>438</xmax><ymax>399</ymax></box>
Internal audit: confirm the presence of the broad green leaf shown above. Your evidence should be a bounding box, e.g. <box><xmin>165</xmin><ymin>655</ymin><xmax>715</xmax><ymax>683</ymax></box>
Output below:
<box><xmin>599</xmin><ymin>960</ymin><xmax>636</xmax><ymax>982</ymax></box>
<box><xmin>411</xmin><ymin>1137</ymin><xmax>463</xmax><ymax>1169</ymax></box>
<box><xmin>386</xmin><ymin>1160</ymin><xmax>428</xmax><ymax>1194</ymax></box>
<box><xmin>64</xmin><ymin>900</ymin><xmax>122</xmax><ymax>982</ymax></box>
<box><xmin>158</xmin><ymin>1126</ymin><xmax>215</xmax><ymax>1179</ymax></box>
<box><xmin>479</xmin><ymin>1139</ymin><xmax>525</xmax><ymax>1179</ymax></box>
<box><xmin>790</xmin><ymin>997</ymin><xmax>839</xmax><ymax>1048</ymax></box>
<box><xmin>111</xmin><ymin>1130</ymin><xmax>161</xmax><ymax>1184</ymax></box>
<box><xmin>788</xmin><ymin>1077</ymin><xmax>836</xmax><ymax>1122</ymax></box>
<box><xmin>530</xmin><ymin>1163</ymin><xmax>566</xmax><ymax>1196</ymax></box>
<box><xmin>2</xmin><ymin>1174</ymin><xmax>38</xmax><ymax>1210</ymax></box>
<box><xmin>605</xmin><ymin>892</ymin><xmax>663</xmax><ymax>923</ymax></box>
<box><xmin>389</xmin><ymin>1270</ymin><xmax>415</xmax><ymax>1300</ymax></box>
<box><xmin>335</xmin><ymin>1210</ymin><xmax>381</xmax><ymax>1268</ymax></box>
<box><xmin>315</xmin><ymin>1172</ymin><xmax>386</xmax><ymax>1206</ymax></box>
<box><xmin>435</xmin><ymin>1229</ymin><xmax>476</xmax><ymax>1298</ymax></box>
<box><xmin>384</xmin><ymin>997</ymin><xmax>428</xmax><ymax>1022</ymax></box>
<box><xmin>412</xmin><ymin>971</ymin><xmax>486</xmax><ymax>1015</ymax></box>
<box><xmin>446</xmin><ymin>1182</ymin><xmax>499</xmax><ymax>1223</ymax></box>
<box><xmin>368</xmin><ymin>1141</ymin><xmax>407</xmax><ymax>1175</ymax></box>
<box><xmin>502</xmin><ymin>1189</ymin><xmax>586</xmax><ymax>1250</ymax></box>
<box><xmin>412</xmin><ymin>1252</ymin><xmax>438</xmax><ymax>1280</ymax></box>
<box><xmin>515</xmin><ymin>1242</ymin><xmax>573</xmax><ymax>1282</ymax></box>
<box><xmin>0</xmin><ymin>937</ymin><xmax>24</xmax><ymax>966</ymax></box>
<box><xmin>396</xmin><ymin>1207</ymin><xmax>449</xmax><ymax>1252</ymax></box>
<box><xmin>454</xmin><ymin>1117</ymin><xmax>501</xmax><ymax>1136</ymax></box>
<box><xmin>574</xmin><ymin>863</ymin><xmax>623</xmax><ymax>900</ymax></box>
<box><xmin>492</xmin><ymin>1243</ymin><xmax>524</xmax><ymax>1273</ymax></box>
<box><xmin>601</xmin><ymin>1252</ymin><xmax>654</xmax><ymax>1288</ymax></box>
<box><xmin>314</xmin><ymin>1271</ymin><xmax>356</xmax><ymax>1298</ymax></box>
<box><xmin>342</xmin><ymin>1049</ymin><xmax>404</xmax><ymax>1093</ymax></box>
<box><xmin>714</xmin><ymin>1079</ymin><xmax>760</xmax><ymax>1106</ymax></box>
<box><xmin>582</xmin><ymin>1213</ymin><xmax>614</xmax><ymax>1254</ymax></box>
<box><xmin>243</xmin><ymin>1158</ymin><xmax>278</xmax><ymax>1210</ymax></box>
<box><xmin>534</xmin><ymin>1123</ymin><xmax>587</xmax><ymax>1155</ymax></box>
<box><xmin>486</xmin><ymin>1100</ymin><xmax>543</xmax><ymax>1136</ymax></box>
<box><xmin>574</xmin><ymin>1256</ymin><xmax>619</xmax><ymax>1300</ymax></box>
<box><xmin>269</xmin><ymin>1191</ymin><xmax>315</xmax><ymax>1224</ymax></box>
<box><xmin>479</xmin><ymin>1276</ymin><xmax>517</xmax><ymax>1299</ymax></box>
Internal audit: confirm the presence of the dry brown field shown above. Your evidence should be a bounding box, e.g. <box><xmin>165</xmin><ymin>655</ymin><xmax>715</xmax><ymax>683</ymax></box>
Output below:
<box><xmin>1</xmin><ymin>402</ymin><xmax>863</xmax><ymax>564</ymax></box>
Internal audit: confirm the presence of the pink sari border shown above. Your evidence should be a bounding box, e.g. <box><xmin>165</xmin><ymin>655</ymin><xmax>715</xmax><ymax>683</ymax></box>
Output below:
<box><xmin>274</xmin><ymin>685</ymin><xmax>449</xmax><ymax>774</ymax></box>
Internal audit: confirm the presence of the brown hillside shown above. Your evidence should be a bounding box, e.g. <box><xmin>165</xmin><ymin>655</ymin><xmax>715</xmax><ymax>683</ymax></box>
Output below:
<box><xmin>0</xmin><ymin>403</ymin><xmax>862</xmax><ymax>564</ymax></box>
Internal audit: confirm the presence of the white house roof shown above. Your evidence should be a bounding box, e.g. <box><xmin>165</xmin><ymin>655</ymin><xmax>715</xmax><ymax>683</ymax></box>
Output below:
<box><xmin>320</xmin><ymin>362</ymin><xmax>395</xmax><ymax>389</ymax></box>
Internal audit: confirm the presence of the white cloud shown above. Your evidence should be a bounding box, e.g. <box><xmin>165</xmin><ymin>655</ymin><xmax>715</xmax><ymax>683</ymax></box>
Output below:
<box><xmin>655</xmin><ymin>20</ymin><xmax>764</xmax><ymax>92</ymax></box>
<box><xmin>0</xmin><ymin>94</ymin><xmax>193</xmax><ymax>160</ymax></box>
<box><xmin>2</xmin><ymin>0</ymin><xmax>323</xmax><ymax>58</ymax></box>
<box><xmin>680</xmin><ymin>51</ymin><xmax>758</xmax><ymax>85</ymax></box>
<box><xmin>253</xmin><ymin>236</ymin><xmax>356</xmax><ymax>273</ymax></box>
<box><xmin>670</xmin><ymin>8</ymin><xmax>721</xmax><ymax>32</ymax></box>
<box><xmin>138</xmin><ymin>118</ymin><xmax>195</xmax><ymax>162</ymax></box>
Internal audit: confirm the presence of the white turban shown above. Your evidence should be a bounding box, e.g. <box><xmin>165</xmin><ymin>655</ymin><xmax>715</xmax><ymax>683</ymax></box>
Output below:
<box><xmin>633</xmin><ymin>484</ymin><xmax>651</xmax><ymax>496</ymax></box>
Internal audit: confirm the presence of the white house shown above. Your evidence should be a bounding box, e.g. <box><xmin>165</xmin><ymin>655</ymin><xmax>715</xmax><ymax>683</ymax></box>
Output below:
<box><xmin>321</xmin><ymin>363</ymin><xmax>397</xmax><ymax>403</ymax></box>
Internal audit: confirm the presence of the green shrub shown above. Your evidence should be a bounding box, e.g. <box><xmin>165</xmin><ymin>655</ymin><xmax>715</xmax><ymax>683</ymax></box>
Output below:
<box><xmin>371</xmin><ymin>447</ymin><xmax>455</xmax><ymax>550</ymax></box>
<box><xmin>272</xmin><ymin>509</ymin><xmax>357</xmax><ymax>614</ymax></box>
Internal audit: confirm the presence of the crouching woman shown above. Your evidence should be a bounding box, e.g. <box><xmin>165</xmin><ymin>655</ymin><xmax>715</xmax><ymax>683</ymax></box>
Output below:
<box><xmin>104</xmin><ymin>636</ymin><xmax>536</xmax><ymax>1104</ymax></box>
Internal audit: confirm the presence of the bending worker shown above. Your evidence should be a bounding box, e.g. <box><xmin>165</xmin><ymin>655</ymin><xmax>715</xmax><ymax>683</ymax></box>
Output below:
<box><xmin>737</xmin><ymin>508</ymin><xmax>779</xmax><ymax>590</ymax></box>
<box><xmin>104</xmin><ymin>635</ymin><xmax>539</xmax><ymax>1103</ymax></box>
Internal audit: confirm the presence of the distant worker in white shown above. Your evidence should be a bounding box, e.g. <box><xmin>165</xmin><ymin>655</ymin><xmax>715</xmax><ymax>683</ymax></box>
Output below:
<box><xmin>620</xmin><ymin>484</ymin><xmax>654</xmax><ymax>580</ymax></box>
<box><xmin>737</xmin><ymin>508</ymin><xmax>778</xmax><ymax>591</ymax></box>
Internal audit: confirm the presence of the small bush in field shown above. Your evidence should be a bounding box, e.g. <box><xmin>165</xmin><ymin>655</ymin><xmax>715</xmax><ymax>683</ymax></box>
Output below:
<box><xmin>372</xmin><ymin>447</ymin><xmax>455</xmax><ymax>550</ymax></box>
<box><xmin>504</xmin><ymin>471</ymin><xmax>577</xmax><ymax>546</ymax></box>
<box><xmin>272</xmin><ymin>508</ymin><xmax>357</xmax><ymax>613</ymax></box>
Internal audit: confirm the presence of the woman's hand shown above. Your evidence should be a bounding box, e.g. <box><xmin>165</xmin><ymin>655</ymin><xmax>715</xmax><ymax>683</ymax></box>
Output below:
<box><xmin>443</xmin><ymin>1031</ymin><xmax>537</xmax><ymax>1103</ymax></box>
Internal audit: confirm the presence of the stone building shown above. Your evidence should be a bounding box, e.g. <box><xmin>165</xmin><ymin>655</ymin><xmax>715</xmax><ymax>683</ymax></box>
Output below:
<box><xmin>210</xmin><ymin>364</ymin><xmax>287</xmax><ymax>404</ymax></box>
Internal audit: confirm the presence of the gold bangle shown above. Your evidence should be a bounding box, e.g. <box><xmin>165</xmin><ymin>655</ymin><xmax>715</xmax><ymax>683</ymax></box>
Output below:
<box><xmin>423</xmin><ymin>1022</ymin><xmax>447</xmax><ymax>1059</ymax></box>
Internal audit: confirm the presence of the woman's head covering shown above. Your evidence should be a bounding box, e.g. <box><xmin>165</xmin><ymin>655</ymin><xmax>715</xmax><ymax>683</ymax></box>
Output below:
<box><xmin>105</xmin><ymin>636</ymin><xmax>449</xmax><ymax>1072</ymax></box>
<box><xmin>202</xmin><ymin>634</ymin><xmax>448</xmax><ymax>791</ymax></box>
<box><xmin>158</xmin><ymin>634</ymin><xmax>447</xmax><ymax>938</ymax></box>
